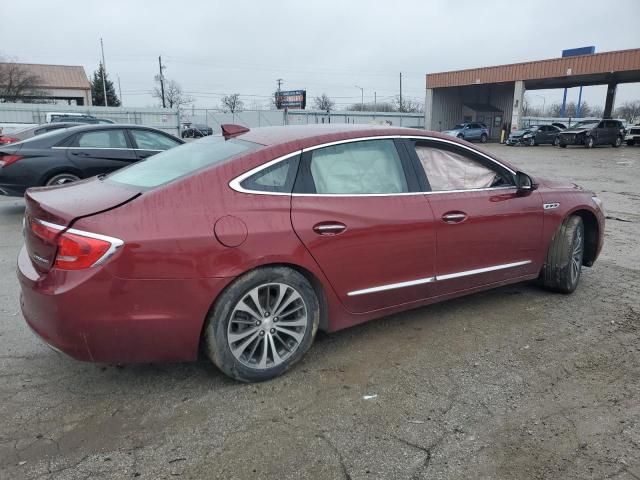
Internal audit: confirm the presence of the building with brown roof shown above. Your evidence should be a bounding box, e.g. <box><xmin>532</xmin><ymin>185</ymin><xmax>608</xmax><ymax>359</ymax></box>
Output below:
<box><xmin>0</xmin><ymin>63</ymin><xmax>92</xmax><ymax>106</ymax></box>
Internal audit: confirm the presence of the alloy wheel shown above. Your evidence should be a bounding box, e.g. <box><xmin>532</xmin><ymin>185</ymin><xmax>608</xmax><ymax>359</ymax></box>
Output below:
<box><xmin>227</xmin><ymin>283</ymin><xmax>308</xmax><ymax>369</ymax></box>
<box><xmin>46</xmin><ymin>174</ymin><xmax>80</xmax><ymax>186</ymax></box>
<box><xmin>570</xmin><ymin>227</ymin><xmax>584</xmax><ymax>286</ymax></box>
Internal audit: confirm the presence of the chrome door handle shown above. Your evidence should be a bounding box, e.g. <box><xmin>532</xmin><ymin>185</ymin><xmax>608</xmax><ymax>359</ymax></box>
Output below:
<box><xmin>313</xmin><ymin>223</ymin><xmax>346</xmax><ymax>235</ymax></box>
<box><xmin>441</xmin><ymin>212</ymin><xmax>467</xmax><ymax>223</ymax></box>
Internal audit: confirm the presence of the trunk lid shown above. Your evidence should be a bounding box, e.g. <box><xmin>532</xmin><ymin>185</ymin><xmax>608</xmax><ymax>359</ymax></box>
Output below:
<box><xmin>24</xmin><ymin>177</ymin><xmax>140</xmax><ymax>272</ymax></box>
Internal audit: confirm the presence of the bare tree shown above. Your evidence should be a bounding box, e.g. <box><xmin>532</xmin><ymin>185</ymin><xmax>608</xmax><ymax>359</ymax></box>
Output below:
<box><xmin>347</xmin><ymin>102</ymin><xmax>395</xmax><ymax>112</ymax></box>
<box><xmin>0</xmin><ymin>61</ymin><xmax>45</xmax><ymax>103</ymax></box>
<box><xmin>393</xmin><ymin>95</ymin><xmax>424</xmax><ymax>113</ymax></box>
<box><xmin>221</xmin><ymin>93</ymin><xmax>244</xmax><ymax>113</ymax></box>
<box><xmin>614</xmin><ymin>100</ymin><xmax>640</xmax><ymax>122</ymax></box>
<box><xmin>313</xmin><ymin>93</ymin><xmax>335</xmax><ymax>111</ymax></box>
<box><xmin>152</xmin><ymin>79</ymin><xmax>193</xmax><ymax>108</ymax></box>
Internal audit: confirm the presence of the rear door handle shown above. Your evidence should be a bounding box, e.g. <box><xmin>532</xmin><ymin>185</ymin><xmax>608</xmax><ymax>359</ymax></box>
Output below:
<box><xmin>441</xmin><ymin>212</ymin><xmax>467</xmax><ymax>223</ymax></box>
<box><xmin>313</xmin><ymin>222</ymin><xmax>346</xmax><ymax>235</ymax></box>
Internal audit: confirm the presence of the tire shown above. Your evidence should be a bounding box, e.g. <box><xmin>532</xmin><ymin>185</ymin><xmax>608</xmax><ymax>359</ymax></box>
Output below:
<box><xmin>457</xmin><ymin>134</ymin><xmax>464</xmax><ymax>140</ymax></box>
<box><xmin>527</xmin><ymin>137</ymin><xmax>536</xmax><ymax>146</ymax></box>
<box><xmin>585</xmin><ymin>136</ymin><xmax>594</xmax><ymax>148</ymax></box>
<box><xmin>627</xmin><ymin>140</ymin><xmax>635</xmax><ymax>146</ymax></box>
<box><xmin>553</xmin><ymin>136</ymin><xmax>560</xmax><ymax>147</ymax></box>
<box><xmin>480</xmin><ymin>133</ymin><xmax>488</xmax><ymax>143</ymax></box>
<box><xmin>203</xmin><ymin>266</ymin><xmax>320</xmax><ymax>382</ymax></box>
<box><xmin>45</xmin><ymin>173</ymin><xmax>81</xmax><ymax>186</ymax></box>
<box><xmin>613</xmin><ymin>136</ymin><xmax>622</xmax><ymax>148</ymax></box>
<box><xmin>540</xmin><ymin>216</ymin><xmax>584</xmax><ymax>294</ymax></box>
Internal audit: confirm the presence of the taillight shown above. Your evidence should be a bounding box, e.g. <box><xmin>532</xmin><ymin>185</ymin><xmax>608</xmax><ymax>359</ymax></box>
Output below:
<box><xmin>0</xmin><ymin>155</ymin><xmax>23</xmax><ymax>167</ymax></box>
<box><xmin>30</xmin><ymin>219</ymin><xmax>123</xmax><ymax>270</ymax></box>
<box><xmin>0</xmin><ymin>136</ymin><xmax>19</xmax><ymax>145</ymax></box>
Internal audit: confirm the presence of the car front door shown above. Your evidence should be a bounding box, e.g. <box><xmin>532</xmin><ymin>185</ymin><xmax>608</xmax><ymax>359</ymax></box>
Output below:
<box><xmin>65</xmin><ymin>128</ymin><xmax>136</xmax><ymax>177</ymax></box>
<box><xmin>290</xmin><ymin>138</ymin><xmax>437</xmax><ymax>314</ymax></box>
<box><xmin>594</xmin><ymin>121</ymin><xmax>607</xmax><ymax>145</ymax></box>
<box><xmin>128</xmin><ymin>128</ymin><xmax>182</xmax><ymax>160</ymax></box>
<box><xmin>467</xmin><ymin>123</ymin><xmax>481</xmax><ymax>140</ymax></box>
<box><xmin>405</xmin><ymin>138</ymin><xmax>544</xmax><ymax>296</ymax></box>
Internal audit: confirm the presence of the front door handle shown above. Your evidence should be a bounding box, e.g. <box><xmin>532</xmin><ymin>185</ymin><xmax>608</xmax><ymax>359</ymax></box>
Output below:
<box><xmin>441</xmin><ymin>212</ymin><xmax>467</xmax><ymax>224</ymax></box>
<box><xmin>313</xmin><ymin>222</ymin><xmax>346</xmax><ymax>235</ymax></box>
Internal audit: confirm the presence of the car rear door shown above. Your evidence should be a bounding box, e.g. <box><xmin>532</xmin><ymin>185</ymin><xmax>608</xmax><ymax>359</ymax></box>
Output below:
<box><xmin>128</xmin><ymin>128</ymin><xmax>182</xmax><ymax>160</ymax></box>
<box><xmin>404</xmin><ymin>138</ymin><xmax>543</xmax><ymax>296</ymax></box>
<box><xmin>290</xmin><ymin>138</ymin><xmax>437</xmax><ymax>314</ymax></box>
<box><xmin>64</xmin><ymin>128</ymin><xmax>136</xmax><ymax>177</ymax></box>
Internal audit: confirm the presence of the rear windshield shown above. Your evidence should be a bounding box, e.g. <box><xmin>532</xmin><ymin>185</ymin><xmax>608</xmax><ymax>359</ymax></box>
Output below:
<box><xmin>108</xmin><ymin>135</ymin><xmax>260</xmax><ymax>188</ymax></box>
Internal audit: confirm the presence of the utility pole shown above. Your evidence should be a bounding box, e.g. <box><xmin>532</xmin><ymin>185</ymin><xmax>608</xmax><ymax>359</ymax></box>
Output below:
<box><xmin>399</xmin><ymin>72</ymin><xmax>403</xmax><ymax>113</ymax></box>
<box><xmin>277</xmin><ymin>78</ymin><xmax>283</xmax><ymax>93</ymax></box>
<box><xmin>100</xmin><ymin>38</ymin><xmax>108</xmax><ymax>106</ymax></box>
<box><xmin>374</xmin><ymin>91</ymin><xmax>377</xmax><ymax>111</ymax></box>
<box><xmin>355</xmin><ymin>85</ymin><xmax>364</xmax><ymax>111</ymax></box>
<box><xmin>158</xmin><ymin>56</ymin><xmax>166</xmax><ymax>108</ymax></box>
<box><xmin>117</xmin><ymin>75</ymin><xmax>123</xmax><ymax>106</ymax></box>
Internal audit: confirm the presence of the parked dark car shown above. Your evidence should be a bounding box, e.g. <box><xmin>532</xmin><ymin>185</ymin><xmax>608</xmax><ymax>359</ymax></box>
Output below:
<box><xmin>551</xmin><ymin>122</ymin><xmax>567</xmax><ymax>130</ymax></box>
<box><xmin>558</xmin><ymin>119</ymin><xmax>625</xmax><ymax>148</ymax></box>
<box><xmin>50</xmin><ymin>114</ymin><xmax>114</xmax><ymax>124</ymax></box>
<box><xmin>506</xmin><ymin>124</ymin><xmax>562</xmax><ymax>146</ymax></box>
<box><xmin>0</xmin><ymin>124</ymin><xmax>183</xmax><ymax>196</ymax></box>
<box><xmin>0</xmin><ymin>122</ymin><xmax>79</xmax><ymax>145</ymax></box>
<box><xmin>182</xmin><ymin>123</ymin><xmax>213</xmax><ymax>138</ymax></box>
<box><xmin>442</xmin><ymin>122</ymin><xmax>489</xmax><ymax>143</ymax></box>
<box><xmin>17</xmin><ymin>124</ymin><xmax>604</xmax><ymax>382</ymax></box>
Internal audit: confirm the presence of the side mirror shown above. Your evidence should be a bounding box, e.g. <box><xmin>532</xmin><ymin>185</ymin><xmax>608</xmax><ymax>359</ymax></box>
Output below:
<box><xmin>516</xmin><ymin>171</ymin><xmax>537</xmax><ymax>193</ymax></box>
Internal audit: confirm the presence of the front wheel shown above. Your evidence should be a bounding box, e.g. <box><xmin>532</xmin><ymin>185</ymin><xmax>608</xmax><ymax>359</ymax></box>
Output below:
<box><xmin>553</xmin><ymin>136</ymin><xmax>560</xmax><ymax>147</ymax></box>
<box><xmin>527</xmin><ymin>137</ymin><xmax>536</xmax><ymax>146</ymax></box>
<box><xmin>457</xmin><ymin>134</ymin><xmax>464</xmax><ymax>140</ymax></box>
<box><xmin>613</xmin><ymin>136</ymin><xmax>622</xmax><ymax>148</ymax></box>
<box><xmin>204</xmin><ymin>267</ymin><xmax>320</xmax><ymax>382</ymax></box>
<box><xmin>585</xmin><ymin>136</ymin><xmax>594</xmax><ymax>148</ymax></box>
<box><xmin>540</xmin><ymin>216</ymin><xmax>584</xmax><ymax>294</ymax></box>
<box><xmin>480</xmin><ymin>133</ymin><xmax>488</xmax><ymax>143</ymax></box>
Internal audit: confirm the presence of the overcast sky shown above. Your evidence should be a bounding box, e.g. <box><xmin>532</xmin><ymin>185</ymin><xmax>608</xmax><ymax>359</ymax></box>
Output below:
<box><xmin>2</xmin><ymin>0</ymin><xmax>639</xmax><ymax>112</ymax></box>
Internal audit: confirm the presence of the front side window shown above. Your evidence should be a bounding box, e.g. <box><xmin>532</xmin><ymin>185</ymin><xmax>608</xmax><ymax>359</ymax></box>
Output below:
<box><xmin>109</xmin><ymin>136</ymin><xmax>260</xmax><ymax>189</ymax></box>
<box><xmin>308</xmin><ymin>139</ymin><xmax>408</xmax><ymax>194</ymax></box>
<box><xmin>414</xmin><ymin>143</ymin><xmax>511</xmax><ymax>191</ymax></box>
<box><xmin>130</xmin><ymin>129</ymin><xmax>181</xmax><ymax>150</ymax></box>
<box><xmin>74</xmin><ymin>130</ymin><xmax>128</xmax><ymax>148</ymax></box>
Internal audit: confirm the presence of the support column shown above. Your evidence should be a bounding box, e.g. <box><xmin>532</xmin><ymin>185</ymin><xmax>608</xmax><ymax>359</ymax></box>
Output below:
<box><xmin>603</xmin><ymin>82</ymin><xmax>617</xmax><ymax>119</ymax></box>
<box><xmin>424</xmin><ymin>88</ymin><xmax>434</xmax><ymax>131</ymax></box>
<box><xmin>511</xmin><ymin>81</ymin><xmax>525</xmax><ymax>131</ymax></box>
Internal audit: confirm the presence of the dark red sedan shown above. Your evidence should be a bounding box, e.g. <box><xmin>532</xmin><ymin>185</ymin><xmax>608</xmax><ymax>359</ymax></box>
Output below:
<box><xmin>18</xmin><ymin>124</ymin><xmax>605</xmax><ymax>382</ymax></box>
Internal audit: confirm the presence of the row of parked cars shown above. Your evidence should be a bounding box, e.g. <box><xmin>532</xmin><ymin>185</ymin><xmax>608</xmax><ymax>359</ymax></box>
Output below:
<box><xmin>443</xmin><ymin>119</ymin><xmax>637</xmax><ymax>149</ymax></box>
<box><xmin>0</xmin><ymin>119</ymin><xmax>183</xmax><ymax>196</ymax></box>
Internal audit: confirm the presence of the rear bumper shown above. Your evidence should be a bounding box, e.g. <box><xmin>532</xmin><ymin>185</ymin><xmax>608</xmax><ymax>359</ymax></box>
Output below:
<box><xmin>17</xmin><ymin>246</ymin><xmax>233</xmax><ymax>363</ymax></box>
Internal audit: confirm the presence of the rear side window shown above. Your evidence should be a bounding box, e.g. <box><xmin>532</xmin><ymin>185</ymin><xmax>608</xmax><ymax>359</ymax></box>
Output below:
<box><xmin>74</xmin><ymin>130</ymin><xmax>128</xmax><ymax>148</ymax></box>
<box><xmin>240</xmin><ymin>156</ymin><xmax>299</xmax><ymax>193</ymax></box>
<box><xmin>130</xmin><ymin>129</ymin><xmax>181</xmax><ymax>150</ymax></box>
<box><xmin>306</xmin><ymin>139</ymin><xmax>408</xmax><ymax>194</ymax></box>
<box><xmin>108</xmin><ymin>136</ymin><xmax>260</xmax><ymax>188</ymax></box>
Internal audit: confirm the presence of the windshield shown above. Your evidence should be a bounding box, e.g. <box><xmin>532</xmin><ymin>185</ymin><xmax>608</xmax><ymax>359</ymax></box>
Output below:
<box><xmin>571</xmin><ymin>121</ymin><xmax>598</xmax><ymax>128</ymax></box>
<box><xmin>451</xmin><ymin>124</ymin><xmax>465</xmax><ymax>130</ymax></box>
<box><xmin>108</xmin><ymin>135</ymin><xmax>261</xmax><ymax>188</ymax></box>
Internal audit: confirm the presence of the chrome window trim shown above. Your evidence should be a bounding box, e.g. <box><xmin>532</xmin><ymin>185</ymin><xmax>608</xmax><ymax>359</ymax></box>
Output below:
<box><xmin>52</xmin><ymin>146</ymin><xmax>165</xmax><ymax>152</ymax></box>
<box><xmin>347</xmin><ymin>260</ymin><xmax>532</xmax><ymax>297</ymax></box>
<box><xmin>35</xmin><ymin>219</ymin><xmax>124</xmax><ymax>267</ymax></box>
<box><xmin>228</xmin><ymin>135</ymin><xmax>517</xmax><ymax>197</ymax></box>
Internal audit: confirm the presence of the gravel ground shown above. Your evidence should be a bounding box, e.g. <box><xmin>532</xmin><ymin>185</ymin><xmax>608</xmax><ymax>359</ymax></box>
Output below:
<box><xmin>1</xmin><ymin>143</ymin><xmax>639</xmax><ymax>480</ymax></box>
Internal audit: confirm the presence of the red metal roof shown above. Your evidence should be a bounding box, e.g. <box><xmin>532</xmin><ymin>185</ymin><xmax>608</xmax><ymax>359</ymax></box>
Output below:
<box><xmin>426</xmin><ymin>48</ymin><xmax>640</xmax><ymax>89</ymax></box>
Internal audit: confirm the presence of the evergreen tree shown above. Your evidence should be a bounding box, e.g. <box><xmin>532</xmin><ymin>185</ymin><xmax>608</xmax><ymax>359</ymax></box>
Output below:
<box><xmin>91</xmin><ymin>63</ymin><xmax>120</xmax><ymax>107</ymax></box>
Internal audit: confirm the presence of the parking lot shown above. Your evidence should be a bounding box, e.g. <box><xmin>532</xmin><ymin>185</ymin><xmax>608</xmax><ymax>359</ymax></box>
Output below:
<box><xmin>1</xmin><ymin>143</ymin><xmax>639</xmax><ymax>480</ymax></box>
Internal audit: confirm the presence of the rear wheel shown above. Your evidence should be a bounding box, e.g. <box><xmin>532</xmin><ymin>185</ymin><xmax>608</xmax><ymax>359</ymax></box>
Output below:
<box><xmin>585</xmin><ymin>136</ymin><xmax>594</xmax><ymax>148</ymax></box>
<box><xmin>45</xmin><ymin>173</ymin><xmax>80</xmax><ymax>186</ymax></box>
<box><xmin>540</xmin><ymin>216</ymin><xmax>584</xmax><ymax>293</ymax></box>
<box><xmin>203</xmin><ymin>267</ymin><xmax>320</xmax><ymax>382</ymax></box>
<box><xmin>553</xmin><ymin>136</ymin><xmax>560</xmax><ymax>147</ymax></box>
<box><xmin>613</xmin><ymin>136</ymin><xmax>622</xmax><ymax>148</ymax></box>
<box><xmin>480</xmin><ymin>133</ymin><xmax>488</xmax><ymax>143</ymax></box>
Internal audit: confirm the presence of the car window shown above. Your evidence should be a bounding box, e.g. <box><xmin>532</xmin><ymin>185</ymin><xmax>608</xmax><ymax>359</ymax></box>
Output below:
<box><xmin>130</xmin><ymin>129</ymin><xmax>181</xmax><ymax>150</ymax></box>
<box><xmin>108</xmin><ymin>136</ymin><xmax>260</xmax><ymax>189</ymax></box>
<box><xmin>75</xmin><ymin>130</ymin><xmax>128</xmax><ymax>148</ymax></box>
<box><xmin>307</xmin><ymin>139</ymin><xmax>408</xmax><ymax>195</ymax></box>
<box><xmin>414</xmin><ymin>143</ymin><xmax>511</xmax><ymax>191</ymax></box>
<box><xmin>240</xmin><ymin>156</ymin><xmax>298</xmax><ymax>193</ymax></box>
